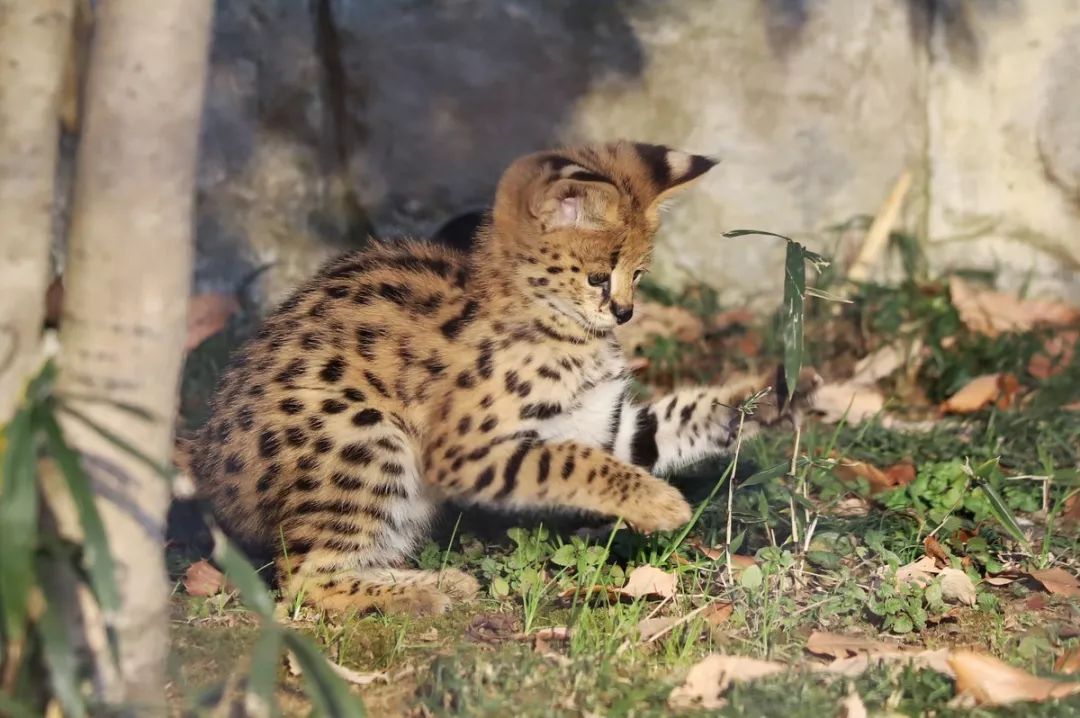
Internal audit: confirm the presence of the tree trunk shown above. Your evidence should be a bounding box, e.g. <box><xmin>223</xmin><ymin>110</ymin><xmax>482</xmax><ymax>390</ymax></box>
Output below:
<box><xmin>55</xmin><ymin>0</ymin><xmax>213</xmax><ymax>709</ymax></box>
<box><xmin>0</xmin><ymin>0</ymin><xmax>74</xmax><ymax>423</ymax></box>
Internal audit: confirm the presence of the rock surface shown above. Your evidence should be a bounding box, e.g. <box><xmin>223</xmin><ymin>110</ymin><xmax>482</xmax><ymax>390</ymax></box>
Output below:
<box><xmin>184</xmin><ymin>0</ymin><xmax>1079</xmax><ymax>306</ymax></box>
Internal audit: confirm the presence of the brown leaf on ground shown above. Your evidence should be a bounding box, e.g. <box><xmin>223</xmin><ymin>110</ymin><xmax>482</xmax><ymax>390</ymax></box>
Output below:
<box><xmin>851</xmin><ymin>340</ymin><xmax>923</xmax><ymax>384</ymax></box>
<box><xmin>620</xmin><ymin>565</ymin><xmax>678</xmax><ymax>600</ymax></box>
<box><xmin>1028</xmin><ymin>330</ymin><xmax>1078</xmax><ymax>380</ymax></box>
<box><xmin>702</xmin><ymin>601</ymin><xmax>734</xmax><ymax>628</ymax></box>
<box><xmin>730</xmin><ymin>554</ymin><xmax>759</xmax><ymax>571</ymax></box>
<box><xmin>950</xmin><ymin>650</ymin><xmax>1080</xmax><ymax>705</ymax></box>
<box><xmin>186</xmin><ymin>292</ymin><xmax>240</xmax><ymax>352</ymax></box>
<box><xmin>894</xmin><ymin>555</ymin><xmax>940</xmax><ymax>587</ymax></box>
<box><xmin>614</xmin><ymin>301</ymin><xmax>704</xmax><ymax>355</ymax></box>
<box><xmin>833</xmin><ymin>455</ymin><xmax>906</xmax><ymax>494</ymax></box>
<box><xmin>556</xmin><ymin>585</ymin><xmax>622</xmax><ymax>603</ymax></box>
<box><xmin>637</xmin><ymin>616</ymin><xmax>681</xmax><ymax>641</ymax></box>
<box><xmin>712</xmin><ymin>308</ymin><xmax>756</xmax><ymax>332</ymax></box>
<box><xmin>812</xmin><ymin>381</ymin><xmax>886</xmax><ymax>425</ymax></box>
<box><xmin>466</xmin><ymin>613</ymin><xmax>521</xmax><ymax>643</ymax></box>
<box><xmin>983</xmin><ymin>574</ymin><xmax>1020</xmax><ymax>587</ymax></box>
<box><xmin>805</xmin><ymin>632</ymin><xmax>904</xmax><ymax>659</ymax></box>
<box><xmin>535</xmin><ymin>626</ymin><xmax>571</xmax><ymax>641</ymax></box>
<box><xmin>948</xmin><ymin>276</ymin><xmax>1080</xmax><ymax>338</ymax></box>
<box><xmin>687</xmin><ymin>538</ymin><xmax>724</xmax><ymax>561</ymax></box>
<box><xmin>183</xmin><ymin>559</ymin><xmax>225</xmax><ymax>597</ymax></box>
<box><xmin>883</xmin><ymin>461</ymin><xmax>916</xmax><ymax>488</ymax></box>
<box><xmin>668</xmin><ymin>654</ymin><xmax>786</xmax><ymax>710</ymax></box>
<box><xmin>838</xmin><ymin>691</ymin><xmax>868</xmax><ymax>718</ymax></box>
<box><xmin>924</xmin><ymin>536</ymin><xmax>949</xmax><ymax>565</ymax></box>
<box><xmin>1056</xmin><ymin>647</ymin><xmax>1080</xmax><ymax>675</ymax></box>
<box><xmin>941</xmin><ymin>373</ymin><xmax>1019</xmax><ymax>414</ymax></box>
<box><xmin>816</xmin><ymin>647</ymin><xmax>955</xmax><ymax>679</ymax></box>
<box><xmin>939</xmin><ymin>568</ymin><xmax>977</xmax><ymax>607</ymax></box>
<box><xmin>1028</xmin><ymin>567</ymin><xmax>1080</xmax><ymax>598</ymax></box>
<box><xmin>1061</xmin><ymin>493</ymin><xmax>1080</xmax><ymax>524</ymax></box>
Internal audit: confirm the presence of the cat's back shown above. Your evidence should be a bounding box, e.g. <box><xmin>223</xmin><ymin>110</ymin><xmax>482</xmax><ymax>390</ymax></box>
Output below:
<box><xmin>190</xmin><ymin>239</ymin><xmax>473</xmax><ymax>543</ymax></box>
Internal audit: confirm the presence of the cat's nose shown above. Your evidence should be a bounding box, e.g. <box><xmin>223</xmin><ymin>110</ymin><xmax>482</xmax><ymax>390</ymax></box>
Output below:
<box><xmin>611</xmin><ymin>302</ymin><xmax>634</xmax><ymax>324</ymax></box>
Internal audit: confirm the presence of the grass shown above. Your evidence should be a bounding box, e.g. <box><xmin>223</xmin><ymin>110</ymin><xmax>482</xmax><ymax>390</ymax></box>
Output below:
<box><xmin>162</xmin><ymin>277</ymin><xmax>1080</xmax><ymax>716</ymax></box>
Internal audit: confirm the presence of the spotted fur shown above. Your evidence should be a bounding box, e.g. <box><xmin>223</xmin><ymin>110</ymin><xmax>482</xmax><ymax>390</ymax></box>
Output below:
<box><xmin>192</xmin><ymin>141</ymin><xmax>810</xmax><ymax>615</ymax></box>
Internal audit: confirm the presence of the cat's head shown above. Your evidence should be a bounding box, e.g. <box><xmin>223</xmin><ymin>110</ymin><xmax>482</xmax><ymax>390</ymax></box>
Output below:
<box><xmin>489</xmin><ymin>141</ymin><xmax>716</xmax><ymax>333</ymax></box>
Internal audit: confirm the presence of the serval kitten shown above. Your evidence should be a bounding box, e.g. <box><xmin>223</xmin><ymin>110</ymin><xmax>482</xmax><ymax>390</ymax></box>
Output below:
<box><xmin>192</xmin><ymin>141</ymin><xmax>810</xmax><ymax>615</ymax></box>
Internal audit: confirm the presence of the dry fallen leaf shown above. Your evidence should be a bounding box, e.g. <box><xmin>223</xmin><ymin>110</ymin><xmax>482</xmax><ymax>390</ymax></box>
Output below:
<box><xmin>614</xmin><ymin>301</ymin><xmax>704</xmax><ymax>355</ymax></box>
<box><xmin>620</xmin><ymin>565</ymin><xmax>678</xmax><ymax>600</ymax></box>
<box><xmin>186</xmin><ymin>292</ymin><xmax>240</xmax><ymax>352</ymax></box>
<box><xmin>851</xmin><ymin>340</ymin><xmax>923</xmax><ymax>384</ymax></box>
<box><xmin>894</xmin><ymin>555</ymin><xmax>940</xmax><ymax>587</ymax></box>
<box><xmin>939</xmin><ymin>374</ymin><xmax>995</xmax><ymax>414</ymax></box>
<box><xmin>941</xmin><ymin>373</ymin><xmax>1019</xmax><ymax>414</ymax></box>
<box><xmin>183</xmin><ymin>559</ymin><xmax>225</xmax><ymax>597</ymax></box>
<box><xmin>883</xmin><ymin>461</ymin><xmax>917</xmax><ymax>488</ymax></box>
<box><xmin>950</xmin><ymin>650</ymin><xmax>1080</xmax><ymax>705</ymax></box>
<box><xmin>948</xmin><ymin>276</ymin><xmax>1080</xmax><ymax>338</ymax></box>
<box><xmin>983</xmin><ymin>574</ymin><xmax>1019</xmax><ymax>587</ymax></box>
<box><xmin>938</xmin><ymin>568</ymin><xmax>977</xmax><ymax>607</ymax></box>
<box><xmin>838</xmin><ymin>690</ymin><xmax>868</xmax><ymax>718</ymax></box>
<box><xmin>1028</xmin><ymin>567</ymin><xmax>1080</xmax><ymax>598</ymax></box>
<box><xmin>924</xmin><ymin>536</ymin><xmax>949</xmax><ymax>565</ymax></box>
<box><xmin>1056</xmin><ymin>647</ymin><xmax>1080</xmax><ymax>675</ymax></box>
<box><xmin>805</xmin><ymin>632</ymin><xmax>905</xmax><ymax>659</ymax></box>
<box><xmin>1028</xmin><ymin>330</ymin><xmax>1078</xmax><ymax>380</ymax></box>
<box><xmin>812</xmin><ymin>381</ymin><xmax>886</xmax><ymax>425</ymax></box>
<box><xmin>702</xmin><ymin>601</ymin><xmax>734</xmax><ymax>628</ymax></box>
<box><xmin>817</xmin><ymin>647</ymin><xmax>954</xmax><ymax>679</ymax></box>
<box><xmin>637</xmin><ymin>616</ymin><xmax>680</xmax><ymax>642</ymax></box>
<box><xmin>668</xmin><ymin>654</ymin><xmax>786</xmax><ymax>710</ymax></box>
<box><xmin>833</xmin><ymin>455</ymin><xmax>902</xmax><ymax>494</ymax></box>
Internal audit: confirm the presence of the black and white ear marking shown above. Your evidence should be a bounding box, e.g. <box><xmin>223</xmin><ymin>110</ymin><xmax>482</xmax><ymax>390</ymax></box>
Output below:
<box><xmin>634</xmin><ymin>142</ymin><xmax>718</xmax><ymax>195</ymax></box>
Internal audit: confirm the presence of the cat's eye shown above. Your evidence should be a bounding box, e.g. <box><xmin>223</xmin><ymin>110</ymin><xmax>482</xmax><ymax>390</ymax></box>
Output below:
<box><xmin>587</xmin><ymin>273</ymin><xmax>610</xmax><ymax>287</ymax></box>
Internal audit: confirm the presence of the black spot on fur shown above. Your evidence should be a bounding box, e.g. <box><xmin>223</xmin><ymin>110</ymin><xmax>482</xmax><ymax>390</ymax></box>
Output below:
<box><xmin>320</xmin><ymin>355</ymin><xmax>346</xmax><ymax>383</ymax></box>
<box><xmin>440</xmin><ymin>299</ymin><xmax>480</xmax><ymax>339</ymax></box>
<box><xmin>279</xmin><ymin>397</ymin><xmax>304</xmax><ymax>415</ymax></box>
<box><xmin>259</xmin><ymin>429</ymin><xmax>281</xmax><ymax>459</ymax></box>
<box><xmin>351</xmin><ymin>408</ymin><xmax>383</xmax><ymax>427</ymax></box>
<box><xmin>340</xmin><ymin>443</ymin><xmax>375</xmax><ymax>465</ymax></box>
<box><xmin>322</xmin><ymin>399</ymin><xmax>348</xmax><ymax>414</ymax></box>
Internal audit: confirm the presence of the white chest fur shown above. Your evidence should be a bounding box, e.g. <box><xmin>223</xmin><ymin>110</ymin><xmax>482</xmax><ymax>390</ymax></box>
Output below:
<box><xmin>534</xmin><ymin>375</ymin><xmax>627</xmax><ymax>449</ymax></box>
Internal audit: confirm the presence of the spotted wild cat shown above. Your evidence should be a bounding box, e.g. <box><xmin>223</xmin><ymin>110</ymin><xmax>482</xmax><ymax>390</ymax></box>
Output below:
<box><xmin>191</xmin><ymin>141</ymin><xmax>812</xmax><ymax>615</ymax></box>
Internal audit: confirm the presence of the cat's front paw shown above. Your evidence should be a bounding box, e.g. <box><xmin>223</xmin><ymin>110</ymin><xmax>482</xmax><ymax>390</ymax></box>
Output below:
<box><xmin>621</xmin><ymin>477</ymin><xmax>692</xmax><ymax>534</ymax></box>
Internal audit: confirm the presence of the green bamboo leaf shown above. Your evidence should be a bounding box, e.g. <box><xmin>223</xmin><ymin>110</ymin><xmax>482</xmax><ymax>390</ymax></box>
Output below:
<box><xmin>55</xmin><ymin>403</ymin><xmax>174</xmax><ymax>482</ymax></box>
<box><xmin>738</xmin><ymin>462</ymin><xmax>789</xmax><ymax>488</ymax></box>
<box><xmin>36</xmin><ymin>594</ymin><xmax>86</xmax><ymax>718</ymax></box>
<box><xmin>722</xmin><ymin>229</ymin><xmax>796</xmax><ymax>242</ymax></box>
<box><xmin>977</xmin><ymin>479</ymin><xmax>1031</xmax><ymax>550</ymax></box>
<box><xmin>782</xmin><ymin>241</ymin><xmax>806</xmax><ymax>402</ymax></box>
<box><xmin>0</xmin><ymin>405</ymin><xmax>40</xmax><ymax>642</ymax></box>
<box><xmin>244</xmin><ymin>626</ymin><xmax>284</xmax><ymax>718</ymax></box>
<box><xmin>212</xmin><ymin>531</ymin><xmax>276</xmax><ymax>618</ymax></box>
<box><xmin>282</xmin><ymin>632</ymin><xmax>366</xmax><ymax>718</ymax></box>
<box><xmin>40</xmin><ymin>412</ymin><xmax>120</xmax><ymax>615</ymax></box>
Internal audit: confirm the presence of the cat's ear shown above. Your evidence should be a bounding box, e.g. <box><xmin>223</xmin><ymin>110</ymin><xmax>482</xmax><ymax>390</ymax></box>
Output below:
<box><xmin>529</xmin><ymin>161</ymin><xmax>620</xmax><ymax>232</ymax></box>
<box><xmin>633</xmin><ymin>143</ymin><xmax>718</xmax><ymax>205</ymax></box>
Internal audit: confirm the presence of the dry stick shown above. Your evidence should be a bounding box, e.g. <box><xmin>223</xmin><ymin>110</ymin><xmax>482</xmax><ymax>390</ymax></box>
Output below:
<box><xmin>787</xmin><ymin>424</ymin><xmax>803</xmax><ymax>548</ymax></box>
<box><xmin>847</xmin><ymin>170</ymin><xmax>912</xmax><ymax>284</ymax></box>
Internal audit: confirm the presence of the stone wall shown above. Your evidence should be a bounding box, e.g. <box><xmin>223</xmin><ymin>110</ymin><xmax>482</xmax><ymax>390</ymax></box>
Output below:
<box><xmin>192</xmin><ymin>0</ymin><xmax>1080</xmax><ymax>306</ymax></box>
